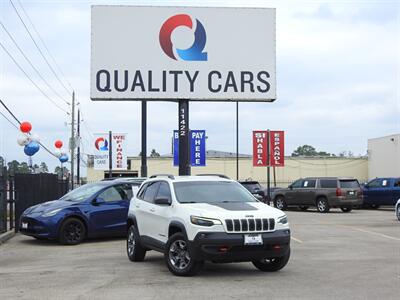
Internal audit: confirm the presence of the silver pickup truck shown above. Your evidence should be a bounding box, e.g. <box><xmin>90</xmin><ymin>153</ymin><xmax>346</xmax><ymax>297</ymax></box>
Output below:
<box><xmin>272</xmin><ymin>177</ymin><xmax>363</xmax><ymax>213</ymax></box>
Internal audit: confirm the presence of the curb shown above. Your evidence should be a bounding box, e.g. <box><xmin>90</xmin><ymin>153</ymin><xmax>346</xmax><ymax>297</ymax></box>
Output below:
<box><xmin>0</xmin><ymin>230</ymin><xmax>16</xmax><ymax>245</ymax></box>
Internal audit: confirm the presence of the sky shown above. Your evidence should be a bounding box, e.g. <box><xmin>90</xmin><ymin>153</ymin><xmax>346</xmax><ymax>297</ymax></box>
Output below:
<box><xmin>0</xmin><ymin>0</ymin><xmax>399</xmax><ymax>174</ymax></box>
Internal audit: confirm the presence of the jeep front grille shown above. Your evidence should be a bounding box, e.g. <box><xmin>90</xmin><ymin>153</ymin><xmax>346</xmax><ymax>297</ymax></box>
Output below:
<box><xmin>225</xmin><ymin>218</ymin><xmax>275</xmax><ymax>232</ymax></box>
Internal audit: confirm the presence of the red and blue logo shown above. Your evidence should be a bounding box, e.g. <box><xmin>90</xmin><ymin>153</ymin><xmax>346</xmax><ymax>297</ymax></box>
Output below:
<box><xmin>159</xmin><ymin>14</ymin><xmax>207</xmax><ymax>61</ymax></box>
<box><xmin>95</xmin><ymin>137</ymin><xmax>108</xmax><ymax>151</ymax></box>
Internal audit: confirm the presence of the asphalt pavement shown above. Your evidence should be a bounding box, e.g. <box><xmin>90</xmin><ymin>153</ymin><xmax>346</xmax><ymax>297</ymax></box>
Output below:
<box><xmin>0</xmin><ymin>208</ymin><xmax>399</xmax><ymax>300</ymax></box>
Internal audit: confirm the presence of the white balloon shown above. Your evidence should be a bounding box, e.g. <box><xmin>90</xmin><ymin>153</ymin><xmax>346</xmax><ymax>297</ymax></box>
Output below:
<box><xmin>30</xmin><ymin>133</ymin><xmax>40</xmax><ymax>142</ymax></box>
<box><xmin>54</xmin><ymin>149</ymin><xmax>62</xmax><ymax>157</ymax></box>
<box><xmin>17</xmin><ymin>135</ymin><xmax>29</xmax><ymax>146</ymax></box>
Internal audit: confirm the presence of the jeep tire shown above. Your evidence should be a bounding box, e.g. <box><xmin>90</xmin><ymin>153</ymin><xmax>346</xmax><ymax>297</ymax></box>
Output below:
<box><xmin>274</xmin><ymin>196</ymin><xmax>287</xmax><ymax>211</ymax></box>
<box><xmin>252</xmin><ymin>248</ymin><xmax>290</xmax><ymax>272</ymax></box>
<box><xmin>127</xmin><ymin>225</ymin><xmax>146</xmax><ymax>262</ymax></box>
<box><xmin>165</xmin><ymin>232</ymin><xmax>203</xmax><ymax>276</ymax></box>
<box><xmin>316</xmin><ymin>197</ymin><xmax>330</xmax><ymax>213</ymax></box>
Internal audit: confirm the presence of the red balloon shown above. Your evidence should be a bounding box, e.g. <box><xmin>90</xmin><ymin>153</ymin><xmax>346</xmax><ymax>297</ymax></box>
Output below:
<box><xmin>55</xmin><ymin>140</ymin><xmax>63</xmax><ymax>149</ymax></box>
<box><xmin>20</xmin><ymin>122</ymin><xmax>32</xmax><ymax>133</ymax></box>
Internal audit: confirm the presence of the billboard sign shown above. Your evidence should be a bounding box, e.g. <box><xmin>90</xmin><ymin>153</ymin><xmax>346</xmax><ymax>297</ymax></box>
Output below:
<box><xmin>174</xmin><ymin>130</ymin><xmax>206</xmax><ymax>166</ymax></box>
<box><xmin>91</xmin><ymin>6</ymin><xmax>276</xmax><ymax>101</ymax></box>
<box><xmin>252</xmin><ymin>130</ymin><xmax>284</xmax><ymax>167</ymax></box>
<box><xmin>93</xmin><ymin>133</ymin><xmax>127</xmax><ymax>170</ymax></box>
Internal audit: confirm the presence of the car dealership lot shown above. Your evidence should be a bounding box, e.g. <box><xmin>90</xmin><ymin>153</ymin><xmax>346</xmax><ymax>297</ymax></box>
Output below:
<box><xmin>0</xmin><ymin>209</ymin><xmax>399</xmax><ymax>300</ymax></box>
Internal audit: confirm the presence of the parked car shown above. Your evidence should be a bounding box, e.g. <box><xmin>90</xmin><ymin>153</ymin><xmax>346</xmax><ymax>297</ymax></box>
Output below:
<box><xmin>272</xmin><ymin>177</ymin><xmax>363</xmax><ymax>213</ymax></box>
<box><xmin>238</xmin><ymin>180</ymin><xmax>266</xmax><ymax>202</ymax></box>
<box><xmin>19</xmin><ymin>179</ymin><xmax>144</xmax><ymax>245</ymax></box>
<box><xmin>127</xmin><ymin>174</ymin><xmax>291</xmax><ymax>276</ymax></box>
<box><xmin>362</xmin><ymin>178</ymin><xmax>400</xmax><ymax>209</ymax></box>
<box><xmin>396</xmin><ymin>199</ymin><xmax>400</xmax><ymax>221</ymax></box>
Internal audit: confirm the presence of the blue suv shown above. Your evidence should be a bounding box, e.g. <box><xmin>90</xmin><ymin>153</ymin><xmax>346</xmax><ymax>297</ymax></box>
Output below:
<box><xmin>19</xmin><ymin>179</ymin><xmax>143</xmax><ymax>245</ymax></box>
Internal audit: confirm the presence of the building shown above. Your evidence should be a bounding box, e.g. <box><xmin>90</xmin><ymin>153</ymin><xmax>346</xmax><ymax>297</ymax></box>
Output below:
<box><xmin>87</xmin><ymin>150</ymin><xmax>368</xmax><ymax>185</ymax></box>
<box><xmin>368</xmin><ymin>134</ymin><xmax>400</xmax><ymax>179</ymax></box>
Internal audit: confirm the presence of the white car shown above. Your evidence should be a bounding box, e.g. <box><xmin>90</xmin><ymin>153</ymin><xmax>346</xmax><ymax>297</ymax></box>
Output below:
<box><xmin>126</xmin><ymin>174</ymin><xmax>291</xmax><ymax>276</ymax></box>
<box><xmin>396</xmin><ymin>199</ymin><xmax>400</xmax><ymax>221</ymax></box>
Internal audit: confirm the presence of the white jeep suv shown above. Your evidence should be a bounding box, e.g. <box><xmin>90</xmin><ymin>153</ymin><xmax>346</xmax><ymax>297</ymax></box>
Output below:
<box><xmin>126</xmin><ymin>174</ymin><xmax>291</xmax><ymax>276</ymax></box>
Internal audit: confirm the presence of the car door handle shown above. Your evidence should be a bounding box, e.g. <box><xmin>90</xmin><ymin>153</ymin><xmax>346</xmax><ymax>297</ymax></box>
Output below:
<box><xmin>149</xmin><ymin>208</ymin><xmax>155</xmax><ymax>212</ymax></box>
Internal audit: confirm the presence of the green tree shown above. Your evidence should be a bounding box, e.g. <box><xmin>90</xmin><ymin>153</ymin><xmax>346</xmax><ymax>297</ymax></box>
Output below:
<box><xmin>40</xmin><ymin>162</ymin><xmax>49</xmax><ymax>173</ymax></box>
<box><xmin>54</xmin><ymin>166</ymin><xmax>69</xmax><ymax>178</ymax></box>
<box><xmin>291</xmin><ymin>145</ymin><xmax>318</xmax><ymax>157</ymax></box>
<box><xmin>0</xmin><ymin>156</ymin><xmax>4</xmax><ymax>167</ymax></box>
<box><xmin>150</xmin><ymin>149</ymin><xmax>160</xmax><ymax>157</ymax></box>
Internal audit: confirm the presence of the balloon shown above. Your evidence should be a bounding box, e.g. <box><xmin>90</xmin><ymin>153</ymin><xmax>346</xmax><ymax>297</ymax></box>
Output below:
<box><xmin>20</xmin><ymin>122</ymin><xmax>32</xmax><ymax>133</ymax></box>
<box><xmin>24</xmin><ymin>141</ymin><xmax>40</xmax><ymax>156</ymax></box>
<box><xmin>30</xmin><ymin>134</ymin><xmax>40</xmax><ymax>142</ymax></box>
<box><xmin>59</xmin><ymin>154</ymin><xmax>68</xmax><ymax>163</ymax></box>
<box><xmin>17</xmin><ymin>135</ymin><xmax>29</xmax><ymax>146</ymax></box>
<box><xmin>54</xmin><ymin>149</ymin><xmax>62</xmax><ymax>157</ymax></box>
<box><xmin>54</xmin><ymin>140</ymin><xmax>63</xmax><ymax>149</ymax></box>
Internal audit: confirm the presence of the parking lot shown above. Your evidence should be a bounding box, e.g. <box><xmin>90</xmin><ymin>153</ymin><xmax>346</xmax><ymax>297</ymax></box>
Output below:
<box><xmin>0</xmin><ymin>209</ymin><xmax>399</xmax><ymax>300</ymax></box>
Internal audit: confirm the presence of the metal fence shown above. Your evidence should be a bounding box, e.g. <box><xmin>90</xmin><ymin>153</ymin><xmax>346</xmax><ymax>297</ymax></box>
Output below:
<box><xmin>0</xmin><ymin>171</ymin><xmax>69</xmax><ymax>233</ymax></box>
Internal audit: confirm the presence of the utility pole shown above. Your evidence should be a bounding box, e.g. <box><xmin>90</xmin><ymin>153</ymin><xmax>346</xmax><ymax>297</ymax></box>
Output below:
<box><xmin>70</xmin><ymin>91</ymin><xmax>75</xmax><ymax>189</ymax></box>
<box><xmin>77</xmin><ymin>108</ymin><xmax>80</xmax><ymax>186</ymax></box>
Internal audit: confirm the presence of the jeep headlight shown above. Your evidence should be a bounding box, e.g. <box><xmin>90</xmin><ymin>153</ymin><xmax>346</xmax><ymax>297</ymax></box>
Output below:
<box><xmin>278</xmin><ymin>215</ymin><xmax>288</xmax><ymax>225</ymax></box>
<box><xmin>42</xmin><ymin>208</ymin><xmax>62</xmax><ymax>217</ymax></box>
<box><xmin>190</xmin><ymin>216</ymin><xmax>222</xmax><ymax>227</ymax></box>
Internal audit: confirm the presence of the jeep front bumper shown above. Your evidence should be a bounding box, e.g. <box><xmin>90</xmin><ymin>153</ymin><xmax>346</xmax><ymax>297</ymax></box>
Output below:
<box><xmin>188</xmin><ymin>229</ymin><xmax>291</xmax><ymax>262</ymax></box>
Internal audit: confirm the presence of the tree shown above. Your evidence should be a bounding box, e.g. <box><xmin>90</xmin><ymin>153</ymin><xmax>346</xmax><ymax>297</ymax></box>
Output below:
<box><xmin>40</xmin><ymin>162</ymin><xmax>49</xmax><ymax>173</ymax></box>
<box><xmin>292</xmin><ymin>145</ymin><xmax>332</xmax><ymax>157</ymax></box>
<box><xmin>150</xmin><ymin>149</ymin><xmax>160</xmax><ymax>157</ymax></box>
<box><xmin>0</xmin><ymin>156</ymin><xmax>4</xmax><ymax>167</ymax></box>
<box><xmin>55</xmin><ymin>166</ymin><xmax>69</xmax><ymax>178</ymax></box>
<box><xmin>292</xmin><ymin>145</ymin><xmax>318</xmax><ymax>157</ymax></box>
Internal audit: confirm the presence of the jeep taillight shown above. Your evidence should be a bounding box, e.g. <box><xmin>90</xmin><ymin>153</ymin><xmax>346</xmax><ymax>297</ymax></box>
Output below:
<box><xmin>336</xmin><ymin>188</ymin><xmax>343</xmax><ymax>197</ymax></box>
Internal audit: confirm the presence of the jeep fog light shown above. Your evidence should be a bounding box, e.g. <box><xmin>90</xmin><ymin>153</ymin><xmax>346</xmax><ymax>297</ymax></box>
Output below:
<box><xmin>190</xmin><ymin>216</ymin><xmax>222</xmax><ymax>226</ymax></box>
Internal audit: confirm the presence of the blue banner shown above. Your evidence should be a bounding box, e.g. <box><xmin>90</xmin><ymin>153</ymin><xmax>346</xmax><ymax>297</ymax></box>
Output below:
<box><xmin>173</xmin><ymin>130</ymin><xmax>206</xmax><ymax>167</ymax></box>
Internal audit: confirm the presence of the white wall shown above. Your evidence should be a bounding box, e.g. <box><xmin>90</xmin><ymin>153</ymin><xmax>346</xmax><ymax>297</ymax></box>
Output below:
<box><xmin>368</xmin><ymin>134</ymin><xmax>400</xmax><ymax>179</ymax></box>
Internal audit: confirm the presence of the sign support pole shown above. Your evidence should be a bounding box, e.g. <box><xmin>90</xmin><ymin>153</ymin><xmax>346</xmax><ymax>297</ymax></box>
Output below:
<box><xmin>267</xmin><ymin>130</ymin><xmax>271</xmax><ymax>203</ymax></box>
<box><xmin>108</xmin><ymin>130</ymin><xmax>112</xmax><ymax>179</ymax></box>
<box><xmin>141</xmin><ymin>100</ymin><xmax>147</xmax><ymax>177</ymax></box>
<box><xmin>236</xmin><ymin>101</ymin><xmax>239</xmax><ymax>180</ymax></box>
<box><xmin>178</xmin><ymin>100</ymin><xmax>191</xmax><ymax>176</ymax></box>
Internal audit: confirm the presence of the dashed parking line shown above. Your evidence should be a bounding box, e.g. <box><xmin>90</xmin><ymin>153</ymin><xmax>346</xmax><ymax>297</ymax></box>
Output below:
<box><xmin>339</xmin><ymin>225</ymin><xmax>400</xmax><ymax>242</ymax></box>
<box><xmin>291</xmin><ymin>237</ymin><xmax>303</xmax><ymax>244</ymax></box>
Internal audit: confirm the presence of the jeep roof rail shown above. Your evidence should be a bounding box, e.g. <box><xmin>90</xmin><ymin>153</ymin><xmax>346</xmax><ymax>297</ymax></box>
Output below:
<box><xmin>149</xmin><ymin>174</ymin><xmax>175</xmax><ymax>180</ymax></box>
<box><xmin>196</xmin><ymin>174</ymin><xmax>230</xmax><ymax>179</ymax></box>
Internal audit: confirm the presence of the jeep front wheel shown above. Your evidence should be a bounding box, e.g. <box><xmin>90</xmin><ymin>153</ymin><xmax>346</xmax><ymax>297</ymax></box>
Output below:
<box><xmin>127</xmin><ymin>225</ymin><xmax>146</xmax><ymax>262</ymax></box>
<box><xmin>252</xmin><ymin>248</ymin><xmax>290</xmax><ymax>272</ymax></box>
<box><xmin>165</xmin><ymin>233</ymin><xmax>203</xmax><ymax>276</ymax></box>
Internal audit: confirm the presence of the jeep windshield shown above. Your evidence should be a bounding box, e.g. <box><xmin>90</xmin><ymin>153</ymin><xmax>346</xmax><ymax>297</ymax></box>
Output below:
<box><xmin>173</xmin><ymin>181</ymin><xmax>257</xmax><ymax>204</ymax></box>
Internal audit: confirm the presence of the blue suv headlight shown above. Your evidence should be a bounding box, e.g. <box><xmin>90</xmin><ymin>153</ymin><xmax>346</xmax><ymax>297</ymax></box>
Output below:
<box><xmin>42</xmin><ymin>208</ymin><xmax>63</xmax><ymax>217</ymax></box>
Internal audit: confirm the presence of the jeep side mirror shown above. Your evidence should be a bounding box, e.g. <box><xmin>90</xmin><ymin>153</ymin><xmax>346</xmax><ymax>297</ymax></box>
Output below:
<box><xmin>154</xmin><ymin>197</ymin><xmax>171</xmax><ymax>205</ymax></box>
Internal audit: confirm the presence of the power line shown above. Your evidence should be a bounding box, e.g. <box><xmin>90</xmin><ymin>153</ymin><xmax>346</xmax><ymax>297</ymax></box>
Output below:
<box><xmin>9</xmin><ymin>0</ymin><xmax>72</xmax><ymax>96</ymax></box>
<box><xmin>16</xmin><ymin>0</ymin><xmax>74</xmax><ymax>91</ymax></box>
<box><xmin>0</xmin><ymin>21</ymin><xmax>70</xmax><ymax>106</ymax></box>
<box><xmin>0</xmin><ymin>40</ymin><xmax>70</xmax><ymax>114</ymax></box>
<box><xmin>0</xmin><ymin>98</ymin><xmax>59</xmax><ymax>158</ymax></box>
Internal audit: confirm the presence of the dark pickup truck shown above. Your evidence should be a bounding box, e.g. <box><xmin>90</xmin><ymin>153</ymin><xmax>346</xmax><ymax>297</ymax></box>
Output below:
<box><xmin>363</xmin><ymin>177</ymin><xmax>400</xmax><ymax>208</ymax></box>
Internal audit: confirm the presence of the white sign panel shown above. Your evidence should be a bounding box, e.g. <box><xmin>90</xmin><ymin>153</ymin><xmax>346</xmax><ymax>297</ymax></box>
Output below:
<box><xmin>91</xmin><ymin>6</ymin><xmax>276</xmax><ymax>101</ymax></box>
<box><xmin>93</xmin><ymin>133</ymin><xmax>127</xmax><ymax>170</ymax></box>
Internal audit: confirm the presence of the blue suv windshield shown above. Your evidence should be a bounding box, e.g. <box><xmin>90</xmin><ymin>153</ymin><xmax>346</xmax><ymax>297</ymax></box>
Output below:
<box><xmin>59</xmin><ymin>183</ymin><xmax>106</xmax><ymax>202</ymax></box>
<box><xmin>173</xmin><ymin>181</ymin><xmax>257</xmax><ymax>204</ymax></box>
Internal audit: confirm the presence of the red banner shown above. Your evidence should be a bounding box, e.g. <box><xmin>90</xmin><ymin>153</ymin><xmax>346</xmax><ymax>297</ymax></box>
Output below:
<box><xmin>269</xmin><ymin>131</ymin><xmax>285</xmax><ymax>166</ymax></box>
<box><xmin>253</xmin><ymin>131</ymin><xmax>268</xmax><ymax>166</ymax></box>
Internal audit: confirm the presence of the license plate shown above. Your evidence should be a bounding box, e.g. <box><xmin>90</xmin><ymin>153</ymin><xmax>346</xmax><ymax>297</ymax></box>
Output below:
<box><xmin>244</xmin><ymin>234</ymin><xmax>263</xmax><ymax>245</ymax></box>
<box><xmin>21</xmin><ymin>222</ymin><xmax>28</xmax><ymax>229</ymax></box>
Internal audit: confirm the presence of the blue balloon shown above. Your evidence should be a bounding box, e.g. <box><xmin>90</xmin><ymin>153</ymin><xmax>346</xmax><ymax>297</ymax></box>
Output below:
<box><xmin>24</xmin><ymin>141</ymin><xmax>40</xmax><ymax>156</ymax></box>
<box><xmin>59</xmin><ymin>154</ymin><xmax>68</xmax><ymax>163</ymax></box>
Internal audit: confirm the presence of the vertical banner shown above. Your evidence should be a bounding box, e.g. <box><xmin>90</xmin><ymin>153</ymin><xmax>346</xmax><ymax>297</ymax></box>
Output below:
<box><xmin>270</xmin><ymin>131</ymin><xmax>284</xmax><ymax>166</ymax></box>
<box><xmin>173</xmin><ymin>130</ymin><xmax>206</xmax><ymax>166</ymax></box>
<box><xmin>191</xmin><ymin>130</ymin><xmax>206</xmax><ymax>166</ymax></box>
<box><xmin>173</xmin><ymin>130</ymin><xmax>179</xmax><ymax>167</ymax></box>
<box><xmin>112</xmin><ymin>133</ymin><xmax>127</xmax><ymax>170</ymax></box>
<box><xmin>253</xmin><ymin>131</ymin><xmax>268</xmax><ymax>166</ymax></box>
<box><xmin>94</xmin><ymin>133</ymin><xmax>127</xmax><ymax>170</ymax></box>
<box><xmin>94</xmin><ymin>133</ymin><xmax>110</xmax><ymax>170</ymax></box>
